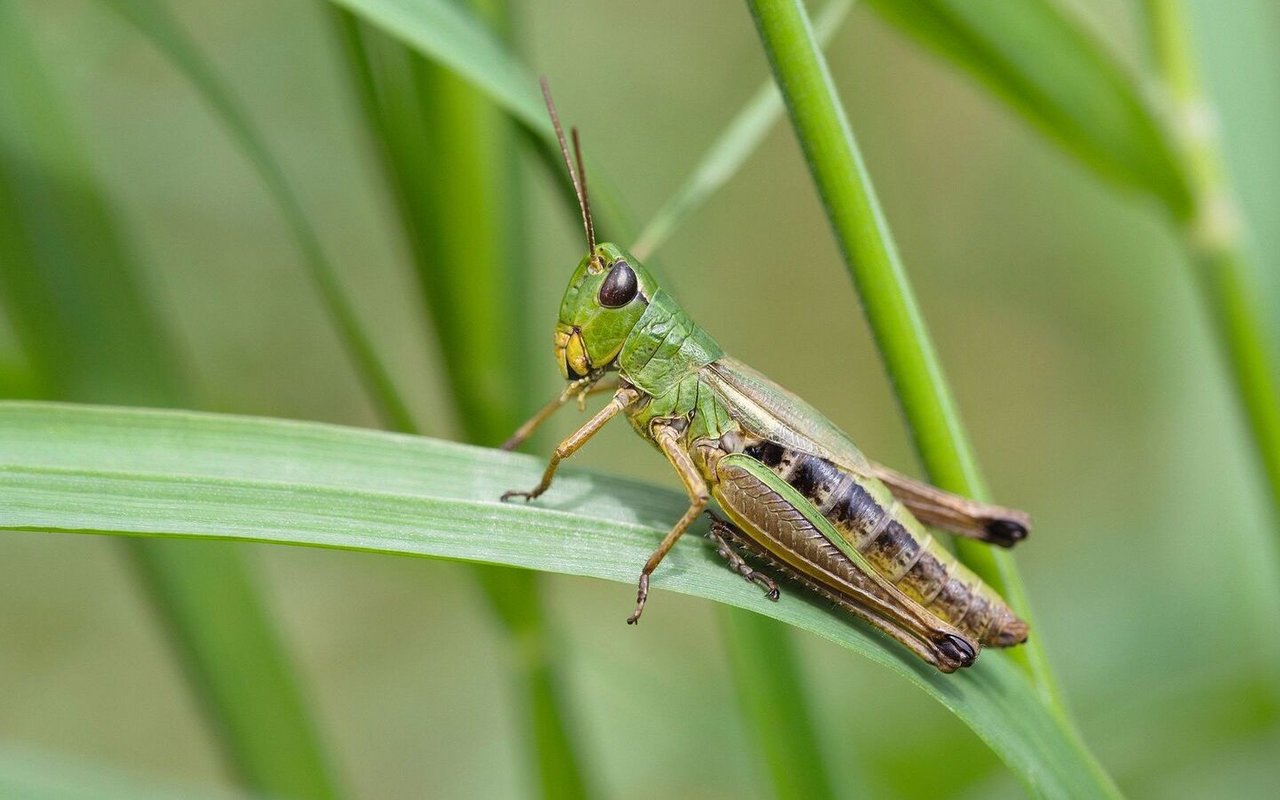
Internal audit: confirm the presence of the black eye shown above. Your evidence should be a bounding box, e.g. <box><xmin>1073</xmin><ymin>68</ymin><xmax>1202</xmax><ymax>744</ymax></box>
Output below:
<box><xmin>598</xmin><ymin>260</ymin><xmax>638</xmax><ymax>308</ymax></box>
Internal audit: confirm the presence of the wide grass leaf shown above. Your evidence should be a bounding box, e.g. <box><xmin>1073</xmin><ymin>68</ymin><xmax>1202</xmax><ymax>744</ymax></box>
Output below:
<box><xmin>3</xmin><ymin>402</ymin><xmax>1111</xmax><ymax>797</ymax></box>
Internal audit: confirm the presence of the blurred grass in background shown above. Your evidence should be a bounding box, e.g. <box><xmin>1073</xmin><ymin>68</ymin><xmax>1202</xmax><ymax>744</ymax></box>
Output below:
<box><xmin>1</xmin><ymin>0</ymin><xmax>1278</xmax><ymax>797</ymax></box>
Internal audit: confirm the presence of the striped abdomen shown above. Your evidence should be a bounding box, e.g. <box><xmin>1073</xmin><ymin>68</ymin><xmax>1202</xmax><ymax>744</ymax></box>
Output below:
<box><xmin>741</xmin><ymin>439</ymin><xmax>1027</xmax><ymax>647</ymax></box>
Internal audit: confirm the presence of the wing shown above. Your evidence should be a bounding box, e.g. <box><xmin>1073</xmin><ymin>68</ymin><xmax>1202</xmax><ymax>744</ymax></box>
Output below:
<box><xmin>703</xmin><ymin>355</ymin><xmax>872</xmax><ymax>475</ymax></box>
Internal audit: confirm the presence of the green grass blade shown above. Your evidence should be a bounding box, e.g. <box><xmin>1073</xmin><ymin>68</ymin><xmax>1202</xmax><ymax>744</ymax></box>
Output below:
<box><xmin>101</xmin><ymin>0</ymin><xmax>416</xmax><ymax>434</ymax></box>
<box><xmin>743</xmin><ymin>0</ymin><xmax>1118</xmax><ymax>794</ymax></box>
<box><xmin>632</xmin><ymin>0</ymin><xmax>853</xmax><ymax>262</ymax></box>
<box><xmin>0</xmin><ymin>9</ymin><xmax>339</xmax><ymax>798</ymax></box>
<box><xmin>327</xmin><ymin>9</ymin><xmax>592</xmax><ymax>797</ymax></box>
<box><xmin>864</xmin><ymin>0</ymin><xmax>1191</xmax><ymax>215</ymax></box>
<box><xmin>1</xmin><ymin>400</ymin><xmax>1123</xmax><ymax>798</ymax></box>
<box><xmin>1144</xmin><ymin>0</ymin><xmax>1280</xmax><ymax>536</ymax></box>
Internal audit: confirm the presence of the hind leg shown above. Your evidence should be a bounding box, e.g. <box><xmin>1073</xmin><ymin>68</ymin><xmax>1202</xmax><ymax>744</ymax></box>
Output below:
<box><xmin>705</xmin><ymin>511</ymin><xmax>780</xmax><ymax>601</ymax></box>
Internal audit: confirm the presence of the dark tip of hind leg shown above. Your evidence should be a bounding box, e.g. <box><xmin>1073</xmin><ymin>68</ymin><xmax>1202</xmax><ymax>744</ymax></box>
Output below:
<box><xmin>934</xmin><ymin>633</ymin><xmax>978</xmax><ymax>670</ymax></box>
<box><xmin>984</xmin><ymin>518</ymin><xmax>1028</xmax><ymax>547</ymax></box>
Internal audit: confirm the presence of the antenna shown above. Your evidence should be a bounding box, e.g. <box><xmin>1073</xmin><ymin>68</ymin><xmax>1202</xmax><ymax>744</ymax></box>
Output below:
<box><xmin>570</xmin><ymin>127</ymin><xmax>596</xmax><ymax>254</ymax></box>
<box><xmin>540</xmin><ymin>77</ymin><xmax>596</xmax><ymax>255</ymax></box>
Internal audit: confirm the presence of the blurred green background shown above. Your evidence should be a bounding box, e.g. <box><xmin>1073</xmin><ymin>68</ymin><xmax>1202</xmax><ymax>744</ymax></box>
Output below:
<box><xmin>2</xmin><ymin>0</ymin><xmax>1278</xmax><ymax>797</ymax></box>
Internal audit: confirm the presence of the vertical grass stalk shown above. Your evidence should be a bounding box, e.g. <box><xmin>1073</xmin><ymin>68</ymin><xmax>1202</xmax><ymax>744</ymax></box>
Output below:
<box><xmin>743</xmin><ymin>0</ymin><xmax>1119</xmax><ymax>792</ymax></box>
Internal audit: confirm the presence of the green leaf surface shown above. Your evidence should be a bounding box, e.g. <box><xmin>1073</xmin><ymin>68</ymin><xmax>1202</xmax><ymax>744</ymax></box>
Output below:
<box><xmin>2</xmin><ymin>402</ymin><xmax>1111</xmax><ymax>798</ymax></box>
<box><xmin>865</xmin><ymin>0</ymin><xmax>1191</xmax><ymax>216</ymax></box>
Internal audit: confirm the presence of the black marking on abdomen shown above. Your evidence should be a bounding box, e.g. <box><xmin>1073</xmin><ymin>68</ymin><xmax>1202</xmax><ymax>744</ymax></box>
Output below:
<box><xmin>743</xmin><ymin>440</ymin><xmax>786</xmax><ymax>469</ymax></box>
<box><xmin>866</xmin><ymin>521</ymin><xmax>922</xmax><ymax>580</ymax></box>
<box><xmin>827</xmin><ymin>477</ymin><xmax>884</xmax><ymax>534</ymax></box>
<box><xmin>785</xmin><ymin>455</ymin><xmax>841</xmax><ymax>504</ymax></box>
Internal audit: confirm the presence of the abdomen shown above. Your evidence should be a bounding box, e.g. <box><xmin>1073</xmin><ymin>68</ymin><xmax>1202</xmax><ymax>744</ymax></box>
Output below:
<box><xmin>738</xmin><ymin>438</ymin><xmax>1027</xmax><ymax>648</ymax></box>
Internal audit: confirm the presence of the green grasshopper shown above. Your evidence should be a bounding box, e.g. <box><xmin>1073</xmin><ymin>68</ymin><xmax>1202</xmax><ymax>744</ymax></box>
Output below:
<box><xmin>503</xmin><ymin>81</ymin><xmax>1030</xmax><ymax>672</ymax></box>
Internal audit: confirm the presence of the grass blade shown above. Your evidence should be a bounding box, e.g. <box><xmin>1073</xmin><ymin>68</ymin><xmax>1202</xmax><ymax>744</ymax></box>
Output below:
<box><xmin>101</xmin><ymin>0</ymin><xmax>416</xmax><ymax>434</ymax></box>
<box><xmin>327</xmin><ymin>8</ymin><xmax>529</xmax><ymax>447</ymax></box>
<box><xmin>743</xmin><ymin>0</ymin><xmax>1118</xmax><ymax>794</ymax></box>
<box><xmin>864</xmin><ymin>0</ymin><xmax>1191</xmax><ymax>214</ymax></box>
<box><xmin>0</xmin><ymin>8</ymin><xmax>338</xmax><ymax>797</ymax></box>
<box><xmin>326</xmin><ymin>0</ymin><xmax>542</xmax><ymax>128</ymax></box>
<box><xmin>1</xmin><ymin>400</ymin><xmax>1126</xmax><ymax>798</ymax></box>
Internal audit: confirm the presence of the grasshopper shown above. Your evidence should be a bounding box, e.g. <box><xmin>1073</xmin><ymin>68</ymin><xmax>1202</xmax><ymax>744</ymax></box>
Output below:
<box><xmin>503</xmin><ymin>81</ymin><xmax>1030</xmax><ymax>672</ymax></box>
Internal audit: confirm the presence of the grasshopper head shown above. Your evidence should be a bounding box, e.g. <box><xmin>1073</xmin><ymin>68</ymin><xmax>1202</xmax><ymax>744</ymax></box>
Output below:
<box><xmin>537</xmin><ymin>80</ymin><xmax>655</xmax><ymax>380</ymax></box>
<box><xmin>555</xmin><ymin>243</ymin><xmax>655</xmax><ymax>380</ymax></box>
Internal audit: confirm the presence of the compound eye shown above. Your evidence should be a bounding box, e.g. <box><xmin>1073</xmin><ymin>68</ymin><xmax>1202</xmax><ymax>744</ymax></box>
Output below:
<box><xmin>598</xmin><ymin>259</ymin><xmax>638</xmax><ymax>308</ymax></box>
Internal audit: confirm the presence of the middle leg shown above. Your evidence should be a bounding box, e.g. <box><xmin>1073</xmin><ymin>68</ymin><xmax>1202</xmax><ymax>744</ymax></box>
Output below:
<box><xmin>704</xmin><ymin>510</ymin><xmax>780</xmax><ymax>600</ymax></box>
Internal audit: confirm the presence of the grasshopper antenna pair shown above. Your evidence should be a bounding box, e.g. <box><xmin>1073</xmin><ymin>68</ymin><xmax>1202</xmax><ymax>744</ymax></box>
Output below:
<box><xmin>541</xmin><ymin>77</ymin><xmax>597</xmax><ymax>257</ymax></box>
